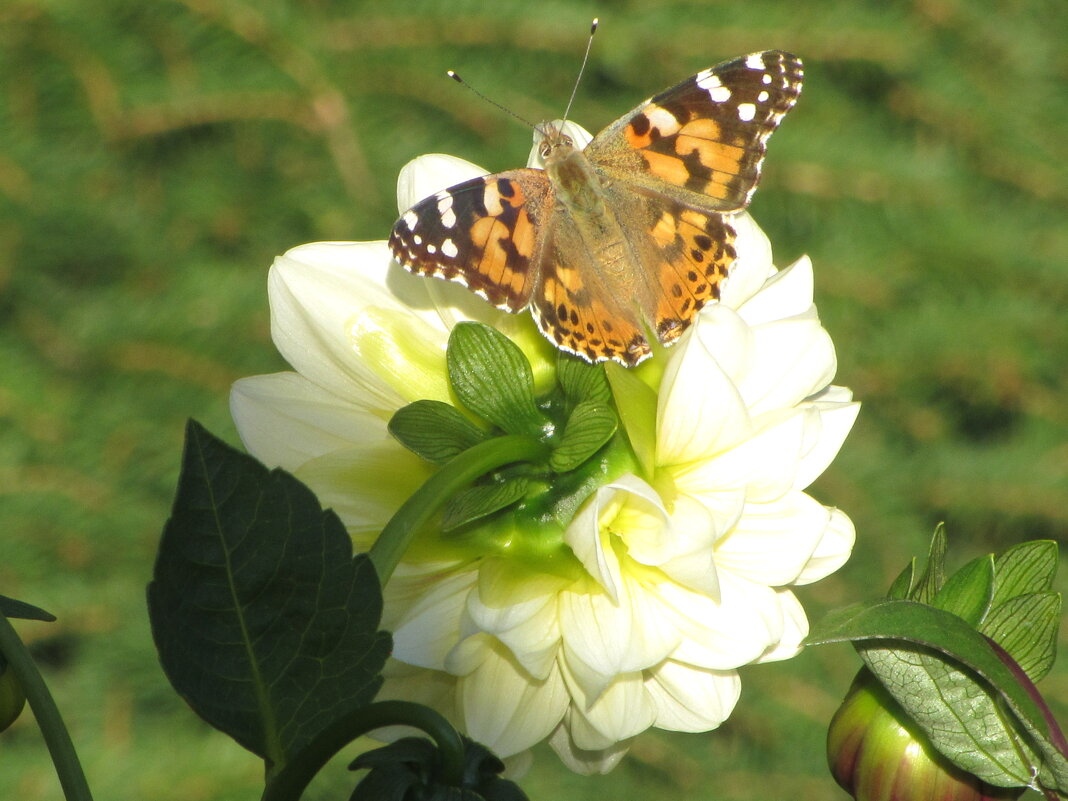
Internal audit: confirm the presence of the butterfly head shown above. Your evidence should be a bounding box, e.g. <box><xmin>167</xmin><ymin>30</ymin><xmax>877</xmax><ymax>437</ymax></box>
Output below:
<box><xmin>536</xmin><ymin>122</ymin><xmax>579</xmax><ymax>166</ymax></box>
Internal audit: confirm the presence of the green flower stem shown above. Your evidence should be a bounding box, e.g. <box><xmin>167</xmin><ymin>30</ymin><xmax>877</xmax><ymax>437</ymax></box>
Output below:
<box><xmin>369</xmin><ymin>434</ymin><xmax>549</xmax><ymax>582</ymax></box>
<box><xmin>0</xmin><ymin>614</ymin><xmax>94</xmax><ymax>801</ymax></box>
<box><xmin>261</xmin><ymin>700</ymin><xmax>464</xmax><ymax>801</ymax></box>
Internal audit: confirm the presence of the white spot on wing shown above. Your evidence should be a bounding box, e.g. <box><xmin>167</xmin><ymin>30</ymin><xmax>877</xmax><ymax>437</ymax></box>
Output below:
<box><xmin>757</xmin><ymin>90</ymin><xmax>770</xmax><ymax>102</ymax></box>
<box><xmin>441</xmin><ymin>239</ymin><xmax>459</xmax><ymax>258</ymax></box>
<box><xmin>737</xmin><ymin>103</ymin><xmax>756</xmax><ymax>122</ymax></box>
<box><xmin>762</xmin><ymin>73</ymin><xmax>772</xmax><ymax>85</ymax></box>
<box><xmin>646</xmin><ymin>106</ymin><xmax>679</xmax><ymax>134</ymax></box>
<box><xmin>708</xmin><ymin>86</ymin><xmax>731</xmax><ymax>103</ymax></box>
<box><xmin>403</xmin><ymin>210</ymin><xmax>418</xmax><ymax>229</ymax></box>
<box><xmin>427</xmin><ymin>244</ymin><xmax>437</xmax><ymax>254</ymax></box>
<box><xmin>437</xmin><ymin>193</ymin><xmax>456</xmax><ymax>228</ymax></box>
<box><xmin>695</xmin><ymin>69</ymin><xmax>721</xmax><ymax>89</ymax></box>
<box><xmin>483</xmin><ymin>183</ymin><xmax>503</xmax><ymax>216</ymax></box>
<box><xmin>413</xmin><ymin>234</ymin><xmax>422</xmax><ymax>245</ymax></box>
<box><xmin>746</xmin><ymin>53</ymin><xmax>766</xmax><ymax>70</ymax></box>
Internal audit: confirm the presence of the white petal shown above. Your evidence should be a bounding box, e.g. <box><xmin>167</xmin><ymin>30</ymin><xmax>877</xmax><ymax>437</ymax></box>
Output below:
<box><xmin>466</xmin><ymin>565</ymin><xmax>564</xmax><ymax>680</ymax></box>
<box><xmin>794</xmin><ymin>507</ymin><xmax>856</xmax><ymax>584</ymax></box>
<box><xmin>656</xmin><ymin>318</ymin><xmax>752</xmax><ymax>466</ymax></box>
<box><xmin>548</xmin><ymin>717</ymin><xmax>631</xmax><ymax>775</ymax></box>
<box><xmin>388</xmin><ymin>567</ymin><xmax>477</xmax><ymax>669</ymax></box>
<box><xmin>661</xmin><ymin>573</ymin><xmax>784</xmax><ymax>669</ymax></box>
<box><xmin>673</xmin><ymin>409</ymin><xmax>807</xmax><ymax>504</ymax></box>
<box><xmin>645</xmin><ymin>660</ymin><xmax>740</xmax><ymax>731</ymax></box>
<box><xmin>719</xmin><ymin>212</ymin><xmax>774</xmax><ymax>308</ymax></box>
<box><xmin>754</xmin><ymin>589</ymin><xmax>809</xmax><ymax>663</ymax></box>
<box><xmin>230</xmin><ymin>372</ymin><xmax>387</xmax><ymax>470</ymax></box>
<box><xmin>793</xmin><ymin>397</ymin><xmax>861</xmax><ymax>490</ymax></box>
<box><xmin>268</xmin><ymin>241</ymin><xmax>443</xmax><ymax>410</ymax></box>
<box><xmin>713</xmin><ymin>491</ymin><xmax>831</xmax><ymax>586</ymax></box>
<box><xmin>735</xmin><ymin>254</ymin><xmax>816</xmax><ymax>325</ymax></box>
<box><xmin>292</xmin><ymin>443</ymin><xmax>433</xmax><ymax>546</ymax></box>
<box><xmin>558</xmin><ymin>575</ymin><xmax>680</xmax><ymax>699</ymax></box>
<box><xmin>738</xmin><ymin>318</ymin><xmax>837</xmax><ymax>416</ymax></box>
<box><xmin>559</xmin><ymin>660</ymin><xmax>655</xmax><ymax>746</ymax></box>
<box><xmin>396</xmin><ymin>153</ymin><xmax>488</xmax><ymax>211</ymax></box>
<box><xmin>456</xmin><ymin>636</ymin><xmax>570</xmax><ymax>757</ymax></box>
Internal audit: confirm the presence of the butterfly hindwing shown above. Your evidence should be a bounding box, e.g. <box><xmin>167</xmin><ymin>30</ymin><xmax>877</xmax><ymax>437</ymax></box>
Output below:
<box><xmin>530</xmin><ymin>217</ymin><xmax>653</xmax><ymax>366</ymax></box>
<box><xmin>389</xmin><ymin>169</ymin><xmax>551</xmax><ymax>312</ymax></box>
<box><xmin>589</xmin><ymin>50</ymin><xmax>803</xmax><ymax>212</ymax></box>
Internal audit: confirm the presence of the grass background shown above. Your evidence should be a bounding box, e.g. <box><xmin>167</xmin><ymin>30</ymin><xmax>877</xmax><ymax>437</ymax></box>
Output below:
<box><xmin>1</xmin><ymin>0</ymin><xmax>1066</xmax><ymax>798</ymax></box>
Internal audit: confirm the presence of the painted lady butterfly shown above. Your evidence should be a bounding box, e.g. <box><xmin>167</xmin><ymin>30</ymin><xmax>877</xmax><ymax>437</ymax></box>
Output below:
<box><xmin>389</xmin><ymin>50</ymin><xmax>803</xmax><ymax>366</ymax></box>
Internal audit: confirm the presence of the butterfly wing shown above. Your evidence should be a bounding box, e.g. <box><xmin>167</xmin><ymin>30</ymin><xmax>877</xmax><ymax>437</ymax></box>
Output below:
<box><xmin>389</xmin><ymin>169</ymin><xmax>551</xmax><ymax>312</ymax></box>
<box><xmin>529</xmin><ymin>214</ymin><xmax>653</xmax><ymax>366</ymax></box>
<box><xmin>587</xmin><ymin>50</ymin><xmax>803</xmax><ymax>213</ymax></box>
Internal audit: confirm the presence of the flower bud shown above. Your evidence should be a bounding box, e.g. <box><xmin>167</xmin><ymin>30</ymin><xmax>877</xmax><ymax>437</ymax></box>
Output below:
<box><xmin>827</xmin><ymin>669</ymin><xmax>1022</xmax><ymax>801</ymax></box>
<box><xmin>0</xmin><ymin>659</ymin><xmax>26</xmax><ymax>732</ymax></box>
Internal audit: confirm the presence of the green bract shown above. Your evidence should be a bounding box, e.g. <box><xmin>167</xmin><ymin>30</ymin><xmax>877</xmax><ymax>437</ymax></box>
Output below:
<box><xmin>387</xmin><ymin>322</ymin><xmax>634</xmax><ymax>570</ymax></box>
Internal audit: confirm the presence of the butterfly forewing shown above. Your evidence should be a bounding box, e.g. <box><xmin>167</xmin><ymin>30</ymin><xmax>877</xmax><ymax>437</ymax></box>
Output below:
<box><xmin>389</xmin><ymin>169</ymin><xmax>551</xmax><ymax>312</ymax></box>
<box><xmin>589</xmin><ymin>50</ymin><xmax>803</xmax><ymax>212</ymax></box>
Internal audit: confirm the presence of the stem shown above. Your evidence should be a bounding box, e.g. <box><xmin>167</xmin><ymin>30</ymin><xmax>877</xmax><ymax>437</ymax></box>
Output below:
<box><xmin>0</xmin><ymin>614</ymin><xmax>94</xmax><ymax>801</ymax></box>
<box><xmin>261</xmin><ymin>700</ymin><xmax>465</xmax><ymax>801</ymax></box>
<box><xmin>368</xmin><ymin>434</ymin><xmax>548</xmax><ymax>581</ymax></box>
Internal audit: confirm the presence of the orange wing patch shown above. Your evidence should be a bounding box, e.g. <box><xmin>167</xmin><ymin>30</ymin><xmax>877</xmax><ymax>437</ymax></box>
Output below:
<box><xmin>650</xmin><ymin>209</ymin><xmax>736</xmax><ymax>346</ymax></box>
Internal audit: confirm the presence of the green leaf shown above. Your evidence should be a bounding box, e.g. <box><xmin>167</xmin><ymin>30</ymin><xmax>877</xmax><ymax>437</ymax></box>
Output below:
<box><xmin>604</xmin><ymin>362</ymin><xmax>657</xmax><ymax>477</ymax></box>
<box><xmin>550</xmin><ymin>401</ymin><xmax>618</xmax><ymax>472</ymax></box>
<box><xmin>886</xmin><ymin>559</ymin><xmax>916</xmax><ymax>600</ymax></box>
<box><xmin>442</xmin><ymin>478</ymin><xmax>529</xmax><ymax>532</ymax></box>
<box><xmin>0</xmin><ymin>595</ymin><xmax>55</xmax><ymax>623</ymax></box>
<box><xmin>389</xmin><ymin>400</ymin><xmax>488</xmax><ymax>463</ymax></box>
<box><xmin>933</xmin><ymin>555</ymin><xmax>994</xmax><ymax>626</ymax></box>
<box><xmin>809</xmin><ymin>600</ymin><xmax>1068</xmax><ymax>792</ymax></box>
<box><xmin>148</xmin><ymin>420</ymin><xmax>391</xmax><ymax>770</ymax></box>
<box><xmin>913</xmin><ymin>524</ymin><xmax>948</xmax><ymax>603</ymax></box>
<box><xmin>980</xmin><ymin>592</ymin><xmax>1061</xmax><ymax>683</ymax></box>
<box><xmin>447</xmin><ymin>322</ymin><xmax>548</xmax><ymax>438</ymax></box>
<box><xmin>992</xmin><ymin>540</ymin><xmax>1058</xmax><ymax>607</ymax></box>
<box><xmin>556</xmin><ymin>353</ymin><xmax>611</xmax><ymax>405</ymax></box>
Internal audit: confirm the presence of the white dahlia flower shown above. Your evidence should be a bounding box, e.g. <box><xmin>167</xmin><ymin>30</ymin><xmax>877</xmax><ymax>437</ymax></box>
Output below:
<box><xmin>230</xmin><ymin>123</ymin><xmax>859</xmax><ymax>774</ymax></box>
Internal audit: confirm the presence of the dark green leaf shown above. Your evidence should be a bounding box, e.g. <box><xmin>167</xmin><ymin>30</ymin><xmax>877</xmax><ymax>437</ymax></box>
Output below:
<box><xmin>550</xmin><ymin>401</ymin><xmax>617</xmax><ymax>472</ymax></box>
<box><xmin>442</xmin><ymin>478</ymin><xmax>529</xmax><ymax>532</ymax></box>
<box><xmin>913</xmin><ymin>524</ymin><xmax>948</xmax><ymax>603</ymax></box>
<box><xmin>933</xmin><ymin>555</ymin><xmax>994</xmax><ymax>626</ymax></box>
<box><xmin>886</xmin><ymin>559</ymin><xmax>915</xmax><ymax>600</ymax></box>
<box><xmin>981</xmin><ymin>592</ymin><xmax>1061</xmax><ymax>683</ymax></box>
<box><xmin>604</xmin><ymin>362</ymin><xmax>657</xmax><ymax>477</ymax></box>
<box><xmin>809</xmin><ymin>599</ymin><xmax>1068</xmax><ymax>791</ymax></box>
<box><xmin>148</xmin><ymin>420</ymin><xmax>391</xmax><ymax>769</ymax></box>
<box><xmin>350</xmin><ymin>736</ymin><xmax>529</xmax><ymax>801</ymax></box>
<box><xmin>389</xmin><ymin>400</ymin><xmax>488</xmax><ymax>463</ymax></box>
<box><xmin>556</xmin><ymin>353</ymin><xmax>611</xmax><ymax>405</ymax></box>
<box><xmin>992</xmin><ymin>540</ymin><xmax>1058</xmax><ymax>607</ymax></box>
<box><xmin>447</xmin><ymin>323</ymin><xmax>548</xmax><ymax>438</ymax></box>
<box><xmin>0</xmin><ymin>595</ymin><xmax>55</xmax><ymax>623</ymax></box>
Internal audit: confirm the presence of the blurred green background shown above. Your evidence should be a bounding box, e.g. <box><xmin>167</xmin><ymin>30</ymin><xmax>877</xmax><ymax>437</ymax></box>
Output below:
<box><xmin>2</xmin><ymin>0</ymin><xmax>1066</xmax><ymax>798</ymax></box>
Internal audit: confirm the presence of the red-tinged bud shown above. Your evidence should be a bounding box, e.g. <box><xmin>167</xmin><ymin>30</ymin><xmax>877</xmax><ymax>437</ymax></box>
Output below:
<box><xmin>0</xmin><ymin>659</ymin><xmax>26</xmax><ymax>732</ymax></box>
<box><xmin>827</xmin><ymin>669</ymin><xmax>1023</xmax><ymax>801</ymax></box>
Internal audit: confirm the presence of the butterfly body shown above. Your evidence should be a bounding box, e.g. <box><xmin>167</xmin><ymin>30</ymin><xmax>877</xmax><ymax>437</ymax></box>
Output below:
<box><xmin>390</xmin><ymin>51</ymin><xmax>803</xmax><ymax>366</ymax></box>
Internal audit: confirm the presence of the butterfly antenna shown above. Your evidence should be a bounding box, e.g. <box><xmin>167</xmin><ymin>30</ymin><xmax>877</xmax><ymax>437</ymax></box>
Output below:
<box><xmin>561</xmin><ymin>18</ymin><xmax>599</xmax><ymax>124</ymax></box>
<box><xmin>446</xmin><ymin>70</ymin><xmax>547</xmax><ymax>136</ymax></box>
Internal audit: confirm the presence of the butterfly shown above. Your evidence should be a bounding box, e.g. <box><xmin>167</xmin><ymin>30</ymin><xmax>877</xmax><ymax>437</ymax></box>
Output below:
<box><xmin>389</xmin><ymin>50</ymin><xmax>803</xmax><ymax>367</ymax></box>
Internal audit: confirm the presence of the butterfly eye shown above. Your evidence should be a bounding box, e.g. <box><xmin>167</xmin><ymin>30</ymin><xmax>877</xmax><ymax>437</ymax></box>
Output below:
<box><xmin>561</xmin><ymin>135</ymin><xmax>574</xmax><ymax>147</ymax></box>
<box><xmin>539</xmin><ymin>142</ymin><xmax>552</xmax><ymax>159</ymax></box>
